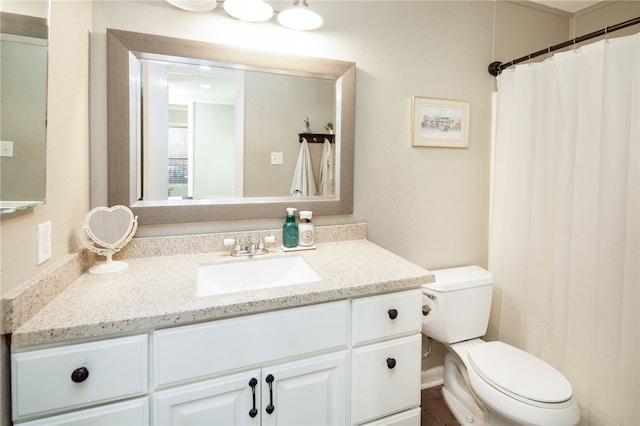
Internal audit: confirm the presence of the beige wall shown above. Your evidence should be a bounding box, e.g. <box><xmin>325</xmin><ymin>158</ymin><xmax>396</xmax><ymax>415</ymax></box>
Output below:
<box><xmin>575</xmin><ymin>0</ymin><xmax>640</xmax><ymax>36</ymax></box>
<box><xmin>0</xmin><ymin>2</ymin><xmax>91</xmax><ymax>424</ymax></box>
<box><xmin>0</xmin><ymin>0</ymin><xmax>91</xmax><ymax>297</ymax></box>
<box><xmin>87</xmin><ymin>0</ymin><xmax>499</xmax><ymax>269</ymax></box>
<box><xmin>7</xmin><ymin>0</ymin><xmax>635</xmax><ymax>295</ymax></box>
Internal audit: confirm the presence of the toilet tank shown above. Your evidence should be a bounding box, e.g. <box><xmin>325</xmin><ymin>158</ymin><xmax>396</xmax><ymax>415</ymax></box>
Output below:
<box><xmin>422</xmin><ymin>265</ymin><xmax>494</xmax><ymax>344</ymax></box>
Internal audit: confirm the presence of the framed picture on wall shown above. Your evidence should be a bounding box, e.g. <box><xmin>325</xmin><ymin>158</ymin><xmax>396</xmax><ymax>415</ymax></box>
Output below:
<box><xmin>411</xmin><ymin>96</ymin><xmax>470</xmax><ymax>148</ymax></box>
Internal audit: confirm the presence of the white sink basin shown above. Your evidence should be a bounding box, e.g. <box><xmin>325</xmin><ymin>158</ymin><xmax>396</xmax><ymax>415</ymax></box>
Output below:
<box><xmin>197</xmin><ymin>256</ymin><xmax>321</xmax><ymax>296</ymax></box>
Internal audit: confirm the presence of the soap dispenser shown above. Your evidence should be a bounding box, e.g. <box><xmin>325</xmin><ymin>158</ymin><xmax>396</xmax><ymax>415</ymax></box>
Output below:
<box><xmin>282</xmin><ymin>207</ymin><xmax>298</xmax><ymax>248</ymax></box>
<box><xmin>298</xmin><ymin>211</ymin><xmax>314</xmax><ymax>247</ymax></box>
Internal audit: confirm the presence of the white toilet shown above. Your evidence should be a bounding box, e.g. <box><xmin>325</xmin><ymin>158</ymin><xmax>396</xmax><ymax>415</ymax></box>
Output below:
<box><xmin>421</xmin><ymin>265</ymin><xmax>580</xmax><ymax>425</ymax></box>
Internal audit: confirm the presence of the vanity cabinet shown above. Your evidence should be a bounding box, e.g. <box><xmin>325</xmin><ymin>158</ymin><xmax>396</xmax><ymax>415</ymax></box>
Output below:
<box><xmin>351</xmin><ymin>290</ymin><xmax>422</xmax><ymax>425</ymax></box>
<box><xmin>151</xmin><ymin>301</ymin><xmax>349</xmax><ymax>425</ymax></box>
<box><xmin>153</xmin><ymin>351</ymin><xmax>347</xmax><ymax>425</ymax></box>
<box><xmin>11</xmin><ymin>290</ymin><xmax>422</xmax><ymax>426</ymax></box>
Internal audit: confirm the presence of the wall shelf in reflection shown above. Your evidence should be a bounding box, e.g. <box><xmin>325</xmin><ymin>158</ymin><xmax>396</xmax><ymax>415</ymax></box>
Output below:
<box><xmin>298</xmin><ymin>133</ymin><xmax>335</xmax><ymax>144</ymax></box>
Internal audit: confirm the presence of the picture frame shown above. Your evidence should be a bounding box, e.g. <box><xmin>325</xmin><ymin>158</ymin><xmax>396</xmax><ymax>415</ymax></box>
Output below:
<box><xmin>411</xmin><ymin>96</ymin><xmax>470</xmax><ymax>148</ymax></box>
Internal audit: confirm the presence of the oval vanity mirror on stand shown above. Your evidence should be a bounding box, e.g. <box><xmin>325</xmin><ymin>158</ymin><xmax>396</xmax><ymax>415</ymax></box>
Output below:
<box><xmin>80</xmin><ymin>205</ymin><xmax>138</xmax><ymax>275</ymax></box>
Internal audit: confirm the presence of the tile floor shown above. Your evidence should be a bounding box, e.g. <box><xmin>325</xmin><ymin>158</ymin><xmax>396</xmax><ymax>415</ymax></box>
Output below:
<box><xmin>421</xmin><ymin>385</ymin><xmax>460</xmax><ymax>426</ymax></box>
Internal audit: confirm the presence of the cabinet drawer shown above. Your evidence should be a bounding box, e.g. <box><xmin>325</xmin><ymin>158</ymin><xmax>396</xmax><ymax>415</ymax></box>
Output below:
<box><xmin>351</xmin><ymin>334</ymin><xmax>421</xmax><ymax>424</ymax></box>
<box><xmin>154</xmin><ymin>301</ymin><xmax>348</xmax><ymax>387</ymax></box>
<box><xmin>352</xmin><ymin>290</ymin><xmax>421</xmax><ymax>346</ymax></box>
<box><xmin>12</xmin><ymin>335</ymin><xmax>148</xmax><ymax>420</ymax></box>
<box><xmin>360</xmin><ymin>407</ymin><xmax>420</xmax><ymax>426</ymax></box>
<box><xmin>15</xmin><ymin>397</ymin><xmax>149</xmax><ymax>426</ymax></box>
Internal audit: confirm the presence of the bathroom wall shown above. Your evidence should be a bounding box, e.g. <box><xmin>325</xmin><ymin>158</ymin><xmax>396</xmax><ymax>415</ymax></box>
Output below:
<box><xmin>86</xmin><ymin>0</ymin><xmax>564</xmax><ymax>269</ymax></box>
<box><xmin>1</xmin><ymin>0</ymin><xmax>594</xmax><ymax>301</ymax></box>
<box><xmin>0</xmin><ymin>2</ymin><xmax>91</xmax><ymax>424</ymax></box>
<box><xmin>0</xmin><ymin>0</ymin><xmax>91</xmax><ymax>297</ymax></box>
<box><xmin>3</xmin><ymin>0</ymin><xmax>635</xmax><ymax>301</ymax></box>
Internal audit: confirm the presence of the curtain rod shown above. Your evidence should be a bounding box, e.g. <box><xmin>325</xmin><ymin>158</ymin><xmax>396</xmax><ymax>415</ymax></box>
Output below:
<box><xmin>488</xmin><ymin>16</ymin><xmax>640</xmax><ymax>76</ymax></box>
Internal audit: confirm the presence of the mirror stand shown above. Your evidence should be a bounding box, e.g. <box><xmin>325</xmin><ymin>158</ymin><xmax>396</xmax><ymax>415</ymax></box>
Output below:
<box><xmin>80</xmin><ymin>205</ymin><xmax>138</xmax><ymax>275</ymax></box>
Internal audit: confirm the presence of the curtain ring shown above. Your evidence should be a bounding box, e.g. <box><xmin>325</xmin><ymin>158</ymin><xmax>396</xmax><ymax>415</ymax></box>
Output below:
<box><xmin>604</xmin><ymin>26</ymin><xmax>610</xmax><ymax>44</ymax></box>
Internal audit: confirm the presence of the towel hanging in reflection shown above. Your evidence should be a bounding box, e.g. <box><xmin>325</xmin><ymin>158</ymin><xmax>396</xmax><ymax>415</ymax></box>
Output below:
<box><xmin>290</xmin><ymin>138</ymin><xmax>317</xmax><ymax>196</ymax></box>
<box><xmin>318</xmin><ymin>137</ymin><xmax>334</xmax><ymax>196</ymax></box>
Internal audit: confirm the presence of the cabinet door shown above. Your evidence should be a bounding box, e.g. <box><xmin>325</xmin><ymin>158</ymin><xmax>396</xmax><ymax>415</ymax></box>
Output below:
<box><xmin>351</xmin><ymin>335</ymin><xmax>421</xmax><ymax>425</ymax></box>
<box><xmin>153</xmin><ymin>368</ymin><xmax>261</xmax><ymax>426</ymax></box>
<box><xmin>262</xmin><ymin>351</ymin><xmax>347</xmax><ymax>426</ymax></box>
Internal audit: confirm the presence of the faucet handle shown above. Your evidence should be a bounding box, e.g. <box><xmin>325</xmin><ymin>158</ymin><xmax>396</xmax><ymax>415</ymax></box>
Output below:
<box><xmin>223</xmin><ymin>238</ymin><xmax>243</xmax><ymax>253</ymax></box>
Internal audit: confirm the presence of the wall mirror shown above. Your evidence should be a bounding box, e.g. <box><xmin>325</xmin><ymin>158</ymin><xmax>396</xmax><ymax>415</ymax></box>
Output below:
<box><xmin>107</xmin><ymin>29</ymin><xmax>355</xmax><ymax>225</ymax></box>
<box><xmin>0</xmin><ymin>11</ymin><xmax>48</xmax><ymax>214</ymax></box>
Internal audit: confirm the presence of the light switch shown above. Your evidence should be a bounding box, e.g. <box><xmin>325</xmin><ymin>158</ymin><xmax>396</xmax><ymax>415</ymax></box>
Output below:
<box><xmin>1</xmin><ymin>141</ymin><xmax>13</xmax><ymax>157</ymax></box>
<box><xmin>271</xmin><ymin>152</ymin><xmax>283</xmax><ymax>165</ymax></box>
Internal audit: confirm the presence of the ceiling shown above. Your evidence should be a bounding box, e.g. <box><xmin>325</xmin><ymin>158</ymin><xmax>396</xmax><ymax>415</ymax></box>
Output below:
<box><xmin>528</xmin><ymin>0</ymin><xmax>604</xmax><ymax>13</ymax></box>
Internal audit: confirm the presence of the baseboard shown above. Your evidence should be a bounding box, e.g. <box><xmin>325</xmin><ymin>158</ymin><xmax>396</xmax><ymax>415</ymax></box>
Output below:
<box><xmin>421</xmin><ymin>366</ymin><xmax>444</xmax><ymax>389</ymax></box>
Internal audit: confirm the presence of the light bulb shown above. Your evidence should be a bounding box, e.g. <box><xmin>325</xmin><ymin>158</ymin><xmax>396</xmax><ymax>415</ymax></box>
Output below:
<box><xmin>223</xmin><ymin>0</ymin><xmax>273</xmax><ymax>23</ymax></box>
<box><xmin>277</xmin><ymin>0</ymin><xmax>323</xmax><ymax>31</ymax></box>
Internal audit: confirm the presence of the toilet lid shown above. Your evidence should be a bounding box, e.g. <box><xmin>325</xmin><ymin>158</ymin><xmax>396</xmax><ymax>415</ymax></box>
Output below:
<box><xmin>468</xmin><ymin>341</ymin><xmax>573</xmax><ymax>404</ymax></box>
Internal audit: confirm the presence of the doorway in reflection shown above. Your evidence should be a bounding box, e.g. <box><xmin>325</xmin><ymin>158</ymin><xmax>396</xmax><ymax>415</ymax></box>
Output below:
<box><xmin>143</xmin><ymin>59</ymin><xmax>242</xmax><ymax>201</ymax></box>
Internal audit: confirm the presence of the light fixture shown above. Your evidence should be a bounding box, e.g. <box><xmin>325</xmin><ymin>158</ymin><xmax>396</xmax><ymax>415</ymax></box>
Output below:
<box><xmin>277</xmin><ymin>0</ymin><xmax>323</xmax><ymax>31</ymax></box>
<box><xmin>223</xmin><ymin>0</ymin><xmax>273</xmax><ymax>23</ymax></box>
<box><xmin>166</xmin><ymin>0</ymin><xmax>217</xmax><ymax>12</ymax></box>
<box><xmin>166</xmin><ymin>0</ymin><xmax>325</xmax><ymax>31</ymax></box>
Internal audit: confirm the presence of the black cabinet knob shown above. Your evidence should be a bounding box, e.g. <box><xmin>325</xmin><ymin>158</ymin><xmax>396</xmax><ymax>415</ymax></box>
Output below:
<box><xmin>386</xmin><ymin>358</ymin><xmax>397</xmax><ymax>369</ymax></box>
<box><xmin>388</xmin><ymin>308</ymin><xmax>398</xmax><ymax>320</ymax></box>
<box><xmin>71</xmin><ymin>367</ymin><xmax>89</xmax><ymax>383</ymax></box>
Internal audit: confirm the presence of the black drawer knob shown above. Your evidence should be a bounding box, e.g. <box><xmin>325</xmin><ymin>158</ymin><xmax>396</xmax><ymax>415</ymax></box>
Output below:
<box><xmin>386</xmin><ymin>358</ymin><xmax>397</xmax><ymax>369</ymax></box>
<box><xmin>388</xmin><ymin>308</ymin><xmax>398</xmax><ymax>320</ymax></box>
<box><xmin>71</xmin><ymin>367</ymin><xmax>89</xmax><ymax>383</ymax></box>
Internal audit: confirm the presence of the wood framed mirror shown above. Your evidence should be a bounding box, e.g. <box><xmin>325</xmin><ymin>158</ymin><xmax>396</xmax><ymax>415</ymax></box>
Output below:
<box><xmin>107</xmin><ymin>29</ymin><xmax>355</xmax><ymax>225</ymax></box>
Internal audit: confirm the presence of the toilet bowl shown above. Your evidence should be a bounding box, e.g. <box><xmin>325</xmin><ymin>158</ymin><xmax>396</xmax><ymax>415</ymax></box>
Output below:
<box><xmin>421</xmin><ymin>266</ymin><xmax>580</xmax><ymax>425</ymax></box>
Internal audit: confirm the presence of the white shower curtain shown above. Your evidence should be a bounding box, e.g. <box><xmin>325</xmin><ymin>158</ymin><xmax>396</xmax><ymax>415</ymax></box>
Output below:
<box><xmin>489</xmin><ymin>33</ymin><xmax>639</xmax><ymax>425</ymax></box>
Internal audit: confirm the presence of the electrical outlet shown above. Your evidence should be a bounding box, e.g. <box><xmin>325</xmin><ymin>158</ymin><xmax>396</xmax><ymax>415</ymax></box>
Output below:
<box><xmin>36</xmin><ymin>221</ymin><xmax>52</xmax><ymax>265</ymax></box>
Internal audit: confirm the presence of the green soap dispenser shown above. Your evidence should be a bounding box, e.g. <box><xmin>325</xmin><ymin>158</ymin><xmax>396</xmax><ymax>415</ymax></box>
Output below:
<box><xmin>282</xmin><ymin>207</ymin><xmax>298</xmax><ymax>248</ymax></box>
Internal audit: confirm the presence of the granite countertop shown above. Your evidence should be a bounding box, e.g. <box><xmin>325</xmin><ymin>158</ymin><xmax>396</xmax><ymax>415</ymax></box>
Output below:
<box><xmin>10</xmin><ymin>239</ymin><xmax>433</xmax><ymax>349</ymax></box>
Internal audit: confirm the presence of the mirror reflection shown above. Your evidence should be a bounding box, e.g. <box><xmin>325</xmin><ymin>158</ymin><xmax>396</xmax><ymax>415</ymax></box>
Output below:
<box><xmin>0</xmin><ymin>12</ymin><xmax>48</xmax><ymax>214</ymax></box>
<box><xmin>140</xmin><ymin>59</ymin><xmax>335</xmax><ymax>201</ymax></box>
<box><xmin>108</xmin><ymin>29</ymin><xmax>355</xmax><ymax>224</ymax></box>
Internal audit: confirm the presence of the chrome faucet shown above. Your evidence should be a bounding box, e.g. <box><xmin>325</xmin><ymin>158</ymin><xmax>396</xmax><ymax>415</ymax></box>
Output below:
<box><xmin>223</xmin><ymin>236</ymin><xmax>276</xmax><ymax>257</ymax></box>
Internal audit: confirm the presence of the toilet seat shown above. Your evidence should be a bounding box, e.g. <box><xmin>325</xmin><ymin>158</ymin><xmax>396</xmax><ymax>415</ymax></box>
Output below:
<box><xmin>468</xmin><ymin>341</ymin><xmax>572</xmax><ymax>407</ymax></box>
<box><xmin>446</xmin><ymin>340</ymin><xmax>580</xmax><ymax>425</ymax></box>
